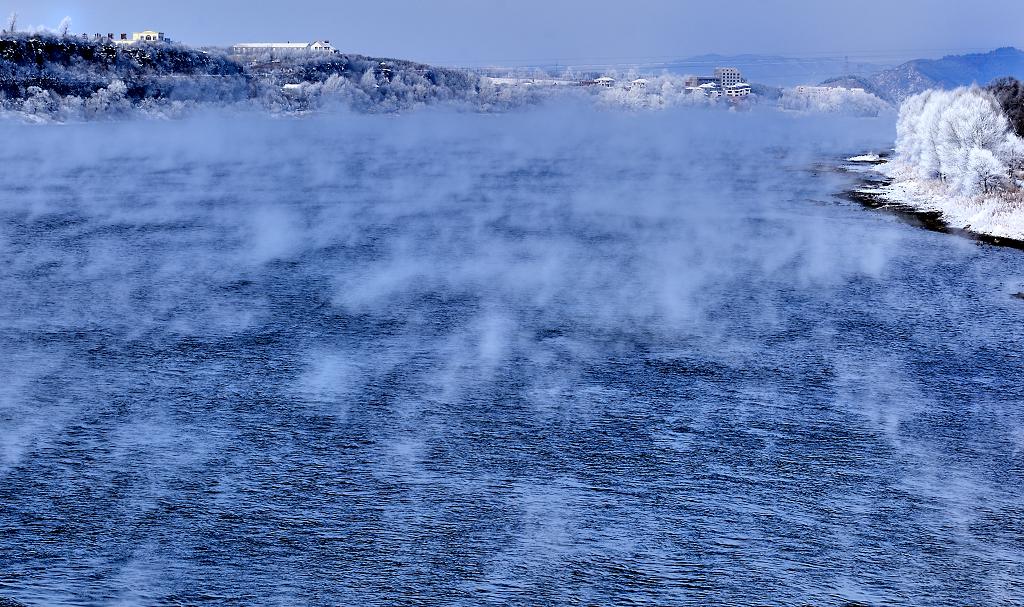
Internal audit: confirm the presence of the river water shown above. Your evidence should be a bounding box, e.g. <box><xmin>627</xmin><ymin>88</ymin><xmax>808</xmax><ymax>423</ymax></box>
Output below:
<box><xmin>1</xmin><ymin>107</ymin><xmax>1022</xmax><ymax>606</ymax></box>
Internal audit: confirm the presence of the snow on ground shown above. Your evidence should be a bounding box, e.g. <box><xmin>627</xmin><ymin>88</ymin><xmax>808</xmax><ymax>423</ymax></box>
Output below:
<box><xmin>872</xmin><ymin>160</ymin><xmax>1024</xmax><ymax>241</ymax></box>
<box><xmin>848</xmin><ymin>154</ymin><xmax>882</xmax><ymax>162</ymax></box>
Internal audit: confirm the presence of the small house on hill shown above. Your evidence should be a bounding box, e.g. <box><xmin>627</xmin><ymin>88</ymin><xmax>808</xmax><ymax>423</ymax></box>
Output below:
<box><xmin>725</xmin><ymin>83</ymin><xmax>751</xmax><ymax>98</ymax></box>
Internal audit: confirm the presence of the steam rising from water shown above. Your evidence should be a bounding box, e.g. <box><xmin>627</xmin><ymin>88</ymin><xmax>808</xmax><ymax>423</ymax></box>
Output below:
<box><xmin>1</xmin><ymin>106</ymin><xmax>1023</xmax><ymax>605</ymax></box>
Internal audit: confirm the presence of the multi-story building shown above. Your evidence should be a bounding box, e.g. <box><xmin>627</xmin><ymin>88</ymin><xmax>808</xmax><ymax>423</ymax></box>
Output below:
<box><xmin>686</xmin><ymin>67</ymin><xmax>746</xmax><ymax>91</ymax></box>
<box><xmin>714</xmin><ymin>67</ymin><xmax>744</xmax><ymax>87</ymax></box>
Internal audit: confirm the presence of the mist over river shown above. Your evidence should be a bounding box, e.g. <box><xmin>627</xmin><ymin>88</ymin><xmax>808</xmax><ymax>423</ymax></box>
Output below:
<box><xmin>1</xmin><ymin>106</ymin><xmax>1022</xmax><ymax>606</ymax></box>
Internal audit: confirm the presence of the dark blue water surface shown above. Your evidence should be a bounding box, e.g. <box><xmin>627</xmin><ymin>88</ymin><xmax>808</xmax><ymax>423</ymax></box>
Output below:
<box><xmin>1</xmin><ymin>107</ymin><xmax>1022</xmax><ymax>606</ymax></box>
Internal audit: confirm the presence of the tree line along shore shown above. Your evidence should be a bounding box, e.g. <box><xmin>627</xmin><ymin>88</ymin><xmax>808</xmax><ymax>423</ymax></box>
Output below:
<box><xmin>857</xmin><ymin>78</ymin><xmax>1024</xmax><ymax>243</ymax></box>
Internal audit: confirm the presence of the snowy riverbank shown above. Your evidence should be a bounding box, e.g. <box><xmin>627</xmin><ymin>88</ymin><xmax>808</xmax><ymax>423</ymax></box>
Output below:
<box><xmin>853</xmin><ymin>158</ymin><xmax>1024</xmax><ymax>243</ymax></box>
<box><xmin>857</xmin><ymin>85</ymin><xmax>1024</xmax><ymax>245</ymax></box>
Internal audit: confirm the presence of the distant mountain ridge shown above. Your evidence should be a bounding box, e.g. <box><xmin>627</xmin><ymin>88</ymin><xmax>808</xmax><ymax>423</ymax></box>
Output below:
<box><xmin>822</xmin><ymin>47</ymin><xmax>1024</xmax><ymax>103</ymax></box>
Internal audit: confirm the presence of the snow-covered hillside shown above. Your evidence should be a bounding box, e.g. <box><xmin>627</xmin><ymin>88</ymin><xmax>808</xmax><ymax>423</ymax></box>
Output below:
<box><xmin>0</xmin><ymin>33</ymin><xmax>495</xmax><ymax>119</ymax></box>
<box><xmin>0</xmin><ymin>32</ymin><xmax>911</xmax><ymax>121</ymax></box>
<box><xmin>823</xmin><ymin>47</ymin><xmax>1024</xmax><ymax>104</ymax></box>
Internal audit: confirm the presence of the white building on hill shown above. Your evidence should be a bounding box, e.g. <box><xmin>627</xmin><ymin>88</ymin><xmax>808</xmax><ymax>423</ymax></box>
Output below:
<box><xmin>725</xmin><ymin>82</ymin><xmax>751</xmax><ymax>98</ymax></box>
<box><xmin>686</xmin><ymin>67</ymin><xmax>745</xmax><ymax>89</ymax></box>
<box><xmin>107</xmin><ymin>30</ymin><xmax>170</xmax><ymax>45</ymax></box>
<box><xmin>690</xmin><ymin>82</ymin><xmax>722</xmax><ymax>98</ymax></box>
<box><xmin>232</xmin><ymin>41</ymin><xmax>337</xmax><ymax>57</ymax></box>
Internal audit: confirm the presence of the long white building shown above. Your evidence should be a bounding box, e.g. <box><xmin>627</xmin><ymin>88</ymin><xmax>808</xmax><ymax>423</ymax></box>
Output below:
<box><xmin>232</xmin><ymin>41</ymin><xmax>337</xmax><ymax>57</ymax></box>
<box><xmin>794</xmin><ymin>85</ymin><xmax>866</xmax><ymax>97</ymax></box>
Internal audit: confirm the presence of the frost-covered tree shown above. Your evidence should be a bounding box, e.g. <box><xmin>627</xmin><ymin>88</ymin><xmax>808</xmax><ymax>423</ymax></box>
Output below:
<box><xmin>895</xmin><ymin>89</ymin><xmax>932</xmax><ymax>164</ymax></box>
<box><xmin>938</xmin><ymin>88</ymin><xmax>1010</xmax><ymax>153</ymax></box>
<box><xmin>57</xmin><ymin>16</ymin><xmax>71</xmax><ymax>37</ymax></box>
<box><xmin>21</xmin><ymin>86</ymin><xmax>59</xmax><ymax>116</ymax></box>
<box><xmin>359</xmin><ymin>68</ymin><xmax>378</xmax><ymax>89</ymax></box>
<box><xmin>960</xmin><ymin>148</ymin><xmax>1008</xmax><ymax>194</ymax></box>
<box><xmin>1000</xmin><ymin>135</ymin><xmax>1024</xmax><ymax>181</ymax></box>
<box><xmin>780</xmin><ymin>86</ymin><xmax>891</xmax><ymax>117</ymax></box>
<box><xmin>84</xmin><ymin>80</ymin><xmax>131</xmax><ymax>118</ymax></box>
<box><xmin>5</xmin><ymin>12</ymin><xmax>16</xmax><ymax>34</ymax></box>
<box><xmin>895</xmin><ymin>86</ymin><xmax>1024</xmax><ymax>195</ymax></box>
<box><xmin>917</xmin><ymin>90</ymin><xmax>956</xmax><ymax>179</ymax></box>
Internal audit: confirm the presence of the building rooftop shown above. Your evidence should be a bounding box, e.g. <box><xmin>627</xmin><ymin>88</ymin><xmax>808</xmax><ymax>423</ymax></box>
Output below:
<box><xmin>234</xmin><ymin>43</ymin><xmax>314</xmax><ymax>49</ymax></box>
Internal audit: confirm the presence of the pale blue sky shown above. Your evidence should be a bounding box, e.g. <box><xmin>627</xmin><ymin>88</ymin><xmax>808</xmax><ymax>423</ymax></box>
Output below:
<box><xmin>4</xmin><ymin>0</ymin><xmax>1023</xmax><ymax>66</ymax></box>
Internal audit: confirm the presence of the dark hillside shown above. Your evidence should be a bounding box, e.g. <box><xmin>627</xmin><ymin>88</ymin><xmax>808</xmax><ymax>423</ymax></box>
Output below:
<box><xmin>0</xmin><ymin>33</ymin><xmax>247</xmax><ymax>101</ymax></box>
<box><xmin>988</xmin><ymin>76</ymin><xmax>1024</xmax><ymax>137</ymax></box>
<box><xmin>0</xmin><ymin>34</ymin><xmax>483</xmax><ymax>113</ymax></box>
<box><xmin>246</xmin><ymin>53</ymin><xmax>482</xmax><ymax>110</ymax></box>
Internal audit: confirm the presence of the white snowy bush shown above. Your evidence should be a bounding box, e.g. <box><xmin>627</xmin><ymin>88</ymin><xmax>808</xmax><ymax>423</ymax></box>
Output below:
<box><xmin>961</xmin><ymin>147</ymin><xmax>1007</xmax><ymax>194</ymax></box>
<box><xmin>84</xmin><ymin>79</ymin><xmax>131</xmax><ymax>119</ymax></box>
<box><xmin>20</xmin><ymin>86</ymin><xmax>60</xmax><ymax>116</ymax></box>
<box><xmin>779</xmin><ymin>86</ymin><xmax>891</xmax><ymax>117</ymax></box>
<box><xmin>894</xmin><ymin>86</ymin><xmax>1020</xmax><ymax>193</ymax></box>
<box><xmin>878</xmin><ymin>85</ymin><xmax>1024</xmax><ymax>240</ymax></box>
